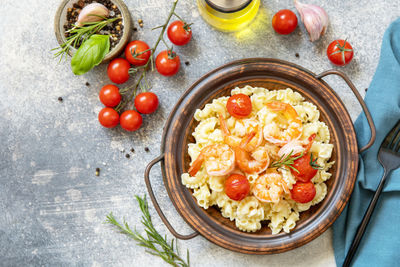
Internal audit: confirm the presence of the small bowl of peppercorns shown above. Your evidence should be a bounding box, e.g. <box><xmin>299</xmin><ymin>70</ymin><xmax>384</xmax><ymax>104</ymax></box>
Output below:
<box><xmin>54</xmin><ymin>0</ymin><xmax>132</xmax><ymax>63</ymax></box>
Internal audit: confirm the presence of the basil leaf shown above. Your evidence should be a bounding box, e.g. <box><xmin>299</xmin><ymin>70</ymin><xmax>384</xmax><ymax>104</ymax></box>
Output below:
<box><xmin>71</xmin><ymin>34</ymin><xmax>110</xmax><ymax>75</ymax></box>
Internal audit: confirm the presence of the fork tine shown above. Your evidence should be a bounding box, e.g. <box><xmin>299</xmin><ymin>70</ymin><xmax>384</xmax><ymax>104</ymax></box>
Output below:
<box><xmin>394</xmin><ymin>128</ymin><xmax>400</xmax><ymax>152</ymax></box>
<box><xmin>382</xmin><ymin>120</ymin><xmax>400</xmax><ymax>148</ymax></box>
<box><xmin>389</xmin><ymin>122</ymin><xmax>400</xmax><ymax>149</ymax></box>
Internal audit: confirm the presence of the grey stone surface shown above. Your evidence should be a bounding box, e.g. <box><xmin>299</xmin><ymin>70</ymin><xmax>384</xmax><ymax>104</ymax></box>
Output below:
<box><xmin>0</xmin><ymin>0</ymin><xmax>398</xmax><ymax>266</ymax></box>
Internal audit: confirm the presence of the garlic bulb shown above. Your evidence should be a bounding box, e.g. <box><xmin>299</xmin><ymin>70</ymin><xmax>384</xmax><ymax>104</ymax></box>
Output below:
<box><xmin>294</xmin><ymin>0</ymin><xmax>329</xmax><ymax>42</ymax></box>
<box><xmin>76</xmin><ymin>3</ymin><xmax>109</xmax><ymax>27</ymax></box>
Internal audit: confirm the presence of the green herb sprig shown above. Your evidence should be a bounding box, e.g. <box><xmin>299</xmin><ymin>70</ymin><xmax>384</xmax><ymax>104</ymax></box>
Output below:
<box><xmin>52</xmin><ymin>16</ymin><xmax>119</xmax><ymax>62</ymax></box>
<box><xmin>105</xmin><ymin>195</ymin><xmax>190</xmax><ymax>267</ymax></box>
<box><xmin>310</xmin><ymin>153</ymin><xmax>323</xmax><ymax>170</ymax></box>
<box><xmin>271</xmin><ymin>150</ymin><xmax>303</xmax><ymax>173</ymax></box>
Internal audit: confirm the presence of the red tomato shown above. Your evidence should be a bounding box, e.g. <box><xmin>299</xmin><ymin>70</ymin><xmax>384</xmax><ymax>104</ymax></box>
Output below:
<box><xmin>272</xmin><ymin>9</ymin><xmax>298</xmax><ymax>35</ymax></box>
<box><xmin>290</xmin><ymin>182</ymin><xmax>316</xmax><ymax>203</ymax></box>
<box><xmin>290</xmin><ymin>153</ymin><xmax>318</xmax><ymax>182</ymax></box>
<box><xmin>120</xmin><ymin>110</ymin><xmax>142</xmax><ymax>131</ymax></box>
<box><xmin>224</xmin><ymin>174</ymin><xmax>250</xmax><ymax>201</ymax></box>
<box><xmin>155</xmin><ymin>50</ymin><xmax>180</xmax><ymax>76</ymax></box>
<box><xmin>124</xmin><ymin>40</ymin><xmax>151</xmax><ymax>66</ymax></box>
<box><xmin>134</xmin><ymin>92</ymin><xmax>159</xmax><ymax>114</ymax></box>
<box><xmin>107</xmin><ymin>58</ymin><xmax>131</xmax><ymax>84</ymax></box>
<box><xmin>167</xmin><ymin>20</ymin><xmax>192</xmax><ymax>46</ymax></box>
<box><xmin>226</xmin><ymin>94</ymin><xmax>252</xmax><ymax>119</ymax></box>
<box><xmin>99</xmin><ymin>84</ymin><xmax>121</xmax><ymax>107</ymax></box>
<box><xmin>98</xmin><ymin>107</ymin><xmax>119</xmax><ymax>128</ymax></box>
<box><xmin>327</xmin><ymin>40</ymin><xmax>354</xmax><ymax>66</ymax></box>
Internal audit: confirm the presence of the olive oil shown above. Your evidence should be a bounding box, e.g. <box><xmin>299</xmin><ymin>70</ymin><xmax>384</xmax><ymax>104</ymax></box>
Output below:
<box><xmin>197</xmin><ymin>0</ymin><xmax>260</xmax><ymax>32</ymax></box>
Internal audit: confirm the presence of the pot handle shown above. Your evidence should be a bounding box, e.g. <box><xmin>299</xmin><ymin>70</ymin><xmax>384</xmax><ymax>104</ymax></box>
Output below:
<box><xmin>144</xmin><ymin>154</ymin><xmax>199</xmax><ymax>240</ymax></box>
<box><xmin>316</xmin><ymin>70</ymin><xmax>376</xmax><ymax>153</ymax></box>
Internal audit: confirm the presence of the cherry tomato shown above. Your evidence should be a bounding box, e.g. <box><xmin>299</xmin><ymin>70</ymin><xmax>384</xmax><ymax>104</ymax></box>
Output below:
<box><xmin>134</xmin><ymin>92</ymin><xmax>159</xmax><ymax>114</ymax></box>
<box><xmin>272</xmin><ymin>9</ymin><xmax>298</xmax><ymax>35</ymax></box>
<box><xmin>327</xmin><ymin>39</ymin><xmax>354</xmax><ymax>66</ymax></box>
<box><xmin>98</xmin><ymin>107</ymin><xmax>119</xmax><ymax>128</ymax></box>
<box><xmin>167</xmin><ymin>20</ymin><xmax>192</xmax><ymax>46</ymax></box>
<box><xmin>226</xmin><ymin>94</ymin><xmax>252</xmax><ymax>119</ymax></box>
<box><xmin>291</xmin><ymin>153</ymin><xmax>318</xmax><ymax>182</ymax></box>
<box><xmin>224</xmin><ymin>174</ymin><xmax>250</xmax><ymax>201</ymax></box>
<box><xmin>124</xmin><ymin>40</ymin><xmax>151</xmax><ymax>66</ymax></box>
<box><xmin>107</xmin><ymin>58</ymin><xmax>131</xmax><ymax>84</ymax></box>
<box><xmin>120</xmin><ymin>110</ymin><xmax>142</xmax><ymax>131</ymax></box>
<box><xmin>290</xmin><ymin>182</ymin><xmax>316</xmax><ymax>203</ymax></box>
<box><xmin>155</xmin><ymin>50</ymin><xmax>180</xmax><ymax>76</ymax></box>
<box><xmin>99</xmin><ymin>84</ymin><xmax>121</xmax><ymax>107</ymax></box>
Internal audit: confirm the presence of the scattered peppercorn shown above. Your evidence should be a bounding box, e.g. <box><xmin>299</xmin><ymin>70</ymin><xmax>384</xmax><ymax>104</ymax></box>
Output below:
<box><xmin>365</xmin><ymin>88</ymin><xmax>368</xmax><ymax>92</ymax></box>
<box><xmin>295</xmin><ymin>53</ymin><xmax>300</xmax><ymax>58</ymax></box>
<box><xmin>144</xmin><ymin>147</ymin><xmax>150</xmax><ymax>152</ymax></box>
<box><xmin>185</xmin><ymin>61</ymin><xmax>190</xmax><ymax>66</ymax></box>
<box><xmin>58</xmin><ymin>97</ymin><xmax>63</xmax><ymax>102</ymax></box>
<box><xmin>130</xmin><ymin>148</ymin><xmax>135</xmax><ymax>153</ymax></box>
<box><xmin>95</xmin><ymin>167</ymin><xmax>100</xmax><ymax>176</ymax></box>
<box><xmin>133</xmin><ymin>27</ymin><xmax>138</xmax><ymax>32</ymax></box>
<box><xmin>85</xmin><ymin>82</ymin><xmax>90</xmax><ymax>86</ymax></box>
<box><xmin>125</xmin><ymin>154</ymin><xmax>130</xmax><ymax>158</ymax></box>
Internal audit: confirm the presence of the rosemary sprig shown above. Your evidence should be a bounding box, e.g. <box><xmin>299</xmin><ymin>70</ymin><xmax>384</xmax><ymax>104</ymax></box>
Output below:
<box><xmin>271</xmin><ymin>150</ymin><xmax>303</xmax><ymax>173</ymax></box>
<box><xmin>52</xmin><ymin>16</ymin><xmax>119</xmax><ymax>61</ymax></box>
<box><xmin>310</xmin><ymin>153</ymin><xmax>323</xmax><ymax>170</ymax></box>
<box><xmin>105</xmin><ymin>195</ymin><xmax>190</xmax><ymax>267</ymax></box>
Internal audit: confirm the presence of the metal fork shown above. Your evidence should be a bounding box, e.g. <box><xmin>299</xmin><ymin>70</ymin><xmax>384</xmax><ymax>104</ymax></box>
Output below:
<box><xmin>343</xmin><ymin>119</ymin><xmax>400</xmax><ymax>267</ymax></box>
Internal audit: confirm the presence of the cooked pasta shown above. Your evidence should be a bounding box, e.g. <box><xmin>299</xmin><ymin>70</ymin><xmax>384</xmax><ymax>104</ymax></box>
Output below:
<box><xmin>182</xmin><ymin>86</ymin><xmax>334</xmax><ymax>234</ymax></box>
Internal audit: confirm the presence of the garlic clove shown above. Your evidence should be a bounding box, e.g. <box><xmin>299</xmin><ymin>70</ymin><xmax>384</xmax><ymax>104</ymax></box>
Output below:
<box><xmin>294</xmin><ymin>0</ymin><xmax>329</xmax><ymax>42</ymax></box>
<box><xmin>76</xmin><ymin>3</ymin><xmax>110</xmax><ymax>27</ymax></box>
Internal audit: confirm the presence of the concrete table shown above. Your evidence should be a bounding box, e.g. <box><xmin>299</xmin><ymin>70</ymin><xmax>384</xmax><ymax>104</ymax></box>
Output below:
<box><xmin>0</xmin><ymin>0</ymin><xmax>398</xmax><ymax>266</ymax></box>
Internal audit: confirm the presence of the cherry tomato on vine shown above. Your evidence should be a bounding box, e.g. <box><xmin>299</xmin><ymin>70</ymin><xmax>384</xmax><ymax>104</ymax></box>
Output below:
<box><xmin>155</xmin><ymin>50</ymin><xmax>180</xmax><ymax>76</ymax></box>
<box><xmin>224</xmin><ymin>174</ymin><xmax>250</xmax><ymax>201</ymax></box>
<box><xmin>272</xmin><ymin>9</ymin><xmax>298</xmax><ymax>35</ymax></box>
<box><xmin>327</xmin><ymin>39</ymin><xmax>354</xmax><ymax>66</ymax></box>
<box><xmin>107</xmin><ymin>58</ymin><xmax>131</xmax><ymax>84</ymax></box>
<box><xmin>226</xmin><ymin>94</ymin><xmax>252</xmax><ymax>119</ymax></box>
<box><xmin>134</xmin><ymin>92</ymin><xmax>159</xmax><ymax>114</ymax></box>
<box><xmin>99</xmin><ymin>84</ymin><xmax>121</xmax><ymax>107</ymax></box>
<box><xmin>125</xmin><ymin>40</ymin><xmax>151</xmax><ymax>66</ymax></box>
<box><xmin>98</xmin><ymin>107</ymin><xmax>119</xmax><ymax>128</ymax></box>
<box><xmin>290</xmin><ymin>153</ymin><xmax>318</xmax><ymax>182</ymax></box>
<box><xmin>167</xmin><ymin>20</ymin><xmax>192</xmax><ymax>46</ymax></box>
<box><xmin>290</xmin><ymin>182</ymin><xmax>316</xmax><ymax>203</ymax></box>
<box><xmin>120</xmin><ymin>110</ymin><xmax>142</xmax><ymax>131</ymax></box>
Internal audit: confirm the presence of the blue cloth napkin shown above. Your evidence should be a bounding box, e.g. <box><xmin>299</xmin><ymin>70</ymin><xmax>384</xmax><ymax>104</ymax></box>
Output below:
<box><xmin>333</xmin><ymin>18</ymin><xmax>400</xmax><ymax>266</ymax></box>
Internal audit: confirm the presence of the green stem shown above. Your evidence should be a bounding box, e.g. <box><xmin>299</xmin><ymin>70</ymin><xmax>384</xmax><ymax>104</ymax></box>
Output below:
<box><xmin>116</xmin><ymin>0</ymin><xmax>179</xmax><ymax>112</ymax></box>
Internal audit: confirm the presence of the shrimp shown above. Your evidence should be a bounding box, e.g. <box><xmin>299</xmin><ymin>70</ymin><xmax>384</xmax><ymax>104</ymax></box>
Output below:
<box><xmin>188</xmin><ymin>144</ymin><xmax>235</xmax><ymax>177</ymax></box>
<box><xmin>277</xmin><ymin>133</ymin><xmax>317</xmax><ymax>158</ymax></box>
<box><xmin>263</xmin><ymin>101</ymin><xmax>303</xmax><ymax>145</ymax></box>
<box><xmin>235</xmin><ymin>132</ymin><xmax>270</xmax><ymax>174</ymax></box>
<box><xmin>252</xmin><ymin>170</ymin><xmax>289</xmax><ymax>203</ymax></box>
<box><xmin>219</xmin><ymin>113</ymin><xmax>263</xmax><ymax>151</ymax></box>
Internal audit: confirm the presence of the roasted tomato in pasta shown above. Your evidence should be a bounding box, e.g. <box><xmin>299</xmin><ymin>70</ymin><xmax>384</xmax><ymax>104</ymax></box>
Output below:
<box><xmin>225</xmin><ymin>174</ymin><xmax>250</xmax><ymax>201</ymax></box>
<box><xmin>290</xmin><ymin>181</ymin><xmax>316</xmax><ymax>203</ymax></box>
<box><xmin>226</xmin><ymin>94</ymin><xmax>252</xmax><ymax>119</ymax></box>
<box><xmin>291</xmin><ymin>153</ymin><xmax>319</xmax><ymax>182</ymax></box>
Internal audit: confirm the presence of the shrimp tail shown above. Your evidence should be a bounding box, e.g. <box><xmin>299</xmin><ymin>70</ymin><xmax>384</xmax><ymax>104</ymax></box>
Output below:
<box><xmin>188</xmin><ymin>153</ymin><xmax>204</xmax><ymax>177</ymax></box>
<box><xmin>219</xmin><ymin>112</ymin><xmax>230</xmax><ymax>137</ymax></box>
<box><xmin>239</xmin><ymin>131</ymin><xmax>256</xmax><ymax>149</ymax></box>
<box><xmin>304</xmin><ymin>133</ymin><xmax>317</xmax><ymax>153</ymax></box>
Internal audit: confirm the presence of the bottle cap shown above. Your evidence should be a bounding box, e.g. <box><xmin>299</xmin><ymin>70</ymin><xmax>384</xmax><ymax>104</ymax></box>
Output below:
<box><xmin>205</xmin><ymin>0</ymin><xmax>252</xmax><ymax>13</ymax></box>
